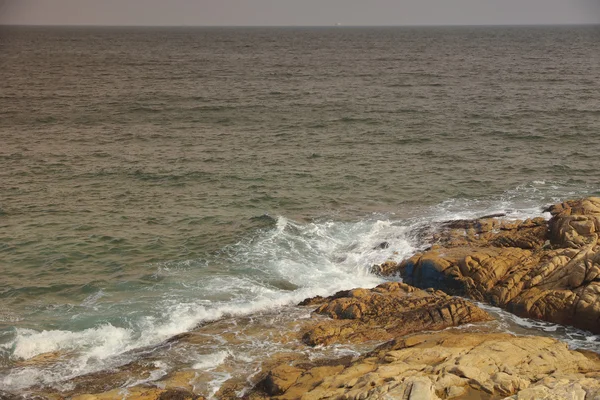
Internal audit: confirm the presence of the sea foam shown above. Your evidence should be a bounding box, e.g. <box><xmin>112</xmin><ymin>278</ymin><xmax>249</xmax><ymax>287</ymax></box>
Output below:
<box><xmin>1</xmin><ymin>214</ymin><xmax>412</xmax><ymax>390</ymax></box>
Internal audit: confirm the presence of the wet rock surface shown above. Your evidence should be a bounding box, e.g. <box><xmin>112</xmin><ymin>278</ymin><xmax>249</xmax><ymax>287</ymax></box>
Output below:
<box><xmin>70</xmin><ymin>387</ymin><xmax>204</xmax><ymax>400</ymax></box>
<box><xmin>390</xmin><ymin>197</ymin><xmax>600</xmax><ymax>334</ymax></box>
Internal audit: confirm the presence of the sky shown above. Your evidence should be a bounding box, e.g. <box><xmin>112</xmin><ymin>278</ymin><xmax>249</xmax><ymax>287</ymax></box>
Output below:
<box><xmin>1</xmin><ymin>0</ymin><xmax>600</xmax><ymax>26</ymax></box>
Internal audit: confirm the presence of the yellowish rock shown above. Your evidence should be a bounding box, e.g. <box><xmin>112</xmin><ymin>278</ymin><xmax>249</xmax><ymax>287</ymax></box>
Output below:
<box><xmin>391</xmin><ymin>197</ymin><xmax>600</xmax><ymax>334</ymax></box>
<box><xmin>250</xmin><ymin>331</ymin><xmax>600</xmax><ymax>400</ymax></box>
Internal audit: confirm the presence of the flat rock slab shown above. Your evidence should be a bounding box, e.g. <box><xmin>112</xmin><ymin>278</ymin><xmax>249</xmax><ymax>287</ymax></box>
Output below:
<box><xmin>250</xmin><ymin>331</ymin><xmax>600</xmax><ymax>400</ymax></box>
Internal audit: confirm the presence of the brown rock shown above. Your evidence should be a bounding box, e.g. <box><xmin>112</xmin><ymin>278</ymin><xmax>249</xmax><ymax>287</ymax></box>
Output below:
<box><xmin>158</xmin><ymin>389</ymin><xmax>201</xmax><ymax>400</ymax></box>
<box><xmin>70</xmin><ymin>387</ymin><xmax>202</xmax><ymax>400</ymax></box>
<box><xmin>260</xmin><ymin>365</ymin><xmax>303</xmax><ymax>396</ymax></box>
<box><xmin>301</xmin><ymin>282</ymin><xmax>491</xmax><ymax>346</ymax></box>
<box><xmin>390</xmin><ymin>198</ymin><xmax>600</xmax><ymax>334</ymax></box>
<box><xmin>432</xmin><ymin>216</ymin><xmax>547</xmax><ymax>250</ymax></box>
<box><xmin>250</xmin><ymin>331</ymin><xmax>600</xmax><ymax>400</ymax></box>
<box><xmin>60</xmin><ymin>371</ymin><xmax>205</xmax><ymax>400</ymax></box>
<box><xmin>370</xmin><ymin>260</ymin><xmax>399</xmax><ymax>276</ymax></box>
<box><xmin>547</xmin><ymin>197</ymin><xmax>600</xmax><ymax>248</ymax></box>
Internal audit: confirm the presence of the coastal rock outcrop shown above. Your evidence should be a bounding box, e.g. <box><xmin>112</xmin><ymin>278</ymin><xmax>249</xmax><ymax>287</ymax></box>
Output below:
<box><xmin>250</xmin><ymin>331</ymin><xmax>600</xmax><ymax>400</ymax></box>
<box><xmin>299</xmin><ymin>282</ymin><xmax>491</xmax><ymax>346</ymax></box>
<box><xmin>385</xmin><ymin>197</ymin><xmax>600</xmax><ymax>334</ymax></box>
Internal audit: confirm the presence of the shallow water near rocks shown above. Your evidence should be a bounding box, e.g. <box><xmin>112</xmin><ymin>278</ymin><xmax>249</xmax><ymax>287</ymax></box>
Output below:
<box><xmin>1</xmin><ymin>25</ymin><xmax>600</xmax><ymax>394</ymax></box>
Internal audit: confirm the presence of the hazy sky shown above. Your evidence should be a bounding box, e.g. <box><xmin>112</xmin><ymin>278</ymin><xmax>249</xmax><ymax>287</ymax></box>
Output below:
<box><xmin>1</xmin><ymin>0</ymin><xmax>600</xmax><ymax>26</ymax></box>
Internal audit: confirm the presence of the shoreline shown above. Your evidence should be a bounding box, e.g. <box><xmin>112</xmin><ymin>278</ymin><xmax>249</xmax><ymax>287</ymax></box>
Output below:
<box><xmin>5</xmin><ymin>198</ymin><xmax>600</xmax><ymax>399</ymax></box>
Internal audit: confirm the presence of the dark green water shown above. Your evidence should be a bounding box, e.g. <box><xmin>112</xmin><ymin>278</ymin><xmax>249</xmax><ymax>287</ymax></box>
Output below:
<box><xmin>1</xmin><ymin>25</ymin><xmax>599</xmax><ymax>392</ymax></box>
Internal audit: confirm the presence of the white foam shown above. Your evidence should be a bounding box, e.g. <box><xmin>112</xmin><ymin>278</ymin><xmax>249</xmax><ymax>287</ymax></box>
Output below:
<box><xmin>477</xmin><ymin>302</ymin><xmax>600</xmax><ymax>352</ymax></box>
<box><xmin>1</xmin><ymin>214</ymin><xmax>409</xmax><ymax>391</ymax></box>
<box><xmin>423</xmin><ymin>179</ymin><xmax>595</xmax><ymax>224</ymax></box>
<box><xmin>207</xmin><ymin>372</ymin><xmax>232</xmax><ymax>397</ymax></box>
<box><xmin>81</xmin><ymin>290</ymin><xmax>106</xmax><ymax>308</ymax></box>
<box><xmin>126</xmin><ymin>361</ymin><xmax>169</xmax><ymax>388</ymax></box>
<box><xmin>8</xmin><ymin>325</ymin><xmax>133</xmax><ymax>361</ymax></box>
<box><xmin>192</xmin><ymin>351</ymin><xmax>230</xmax><ymax>370</ymax></box>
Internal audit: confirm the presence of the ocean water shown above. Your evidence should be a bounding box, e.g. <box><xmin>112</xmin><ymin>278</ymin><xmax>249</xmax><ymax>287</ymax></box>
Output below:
<box><xmin>1</xmin><ymin>25</ymin><xmax>600</xmax><ymax>394</ymax></box>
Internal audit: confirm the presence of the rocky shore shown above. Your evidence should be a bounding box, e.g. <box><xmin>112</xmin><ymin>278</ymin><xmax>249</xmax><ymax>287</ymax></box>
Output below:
<box><xmin>390</xmin><ymin>197</ymin><xmax>600</xmax><ymax>335</ymax></box>
<box><xmin>9</xmin><ymin>198</ymin><xmax>600</xmax><ymax>400</ymax></box>
<box><xmin>250</xmin><ymin>331</ymin><xmax>600</xmax><ymax>400</ymax></box>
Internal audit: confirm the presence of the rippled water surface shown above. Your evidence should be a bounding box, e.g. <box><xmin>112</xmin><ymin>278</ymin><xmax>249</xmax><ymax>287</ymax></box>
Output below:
<box><xmin>1</xmin><ymin>25</ymin><xmax>600</xmax><ymax>392</ymax></box>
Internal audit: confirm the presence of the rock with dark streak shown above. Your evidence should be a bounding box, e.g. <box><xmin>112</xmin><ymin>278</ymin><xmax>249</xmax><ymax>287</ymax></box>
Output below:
<box><xmin>369</xmin><ymin>260</ymin><xmax>398</xmax><ymax>276</ymax></box>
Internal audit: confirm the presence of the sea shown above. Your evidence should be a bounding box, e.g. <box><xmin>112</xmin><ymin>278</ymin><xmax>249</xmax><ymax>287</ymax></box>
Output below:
<box><xmin>1</xmin><ymin>25</ymin><xmax>600</xmax><ymax>395</ymax></box>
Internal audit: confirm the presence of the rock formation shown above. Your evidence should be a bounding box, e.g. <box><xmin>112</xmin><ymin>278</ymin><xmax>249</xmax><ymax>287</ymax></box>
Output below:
<box><xmin>250</xmin><ymin>331</ymin><xmax>600</xmax><ymax>400</ymax></box>
<box><xmin>299</xmin><ymin>282</ymin><xmax>491</xmax><ymax>346</ymax></box>
<box><xmin>386</xmin><ymin>197</ymin><xmax>600</xmax><ymax>334</ymax></box>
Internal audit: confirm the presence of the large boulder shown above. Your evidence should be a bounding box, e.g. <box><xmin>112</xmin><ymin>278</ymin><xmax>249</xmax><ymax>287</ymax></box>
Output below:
<box><xmin>299</xmin><ymin>281</ymin><xmax>492</xmax><ymax>346</ymax></box>
<box><xmin>547</xmin><ymin>197</ymin><xmax>600</xmax><ymax>247</ymax></box>
<box><xmin>385</xmin><ymin>197</ymin><xmax>600</xmax><ymax>334</ymax></box>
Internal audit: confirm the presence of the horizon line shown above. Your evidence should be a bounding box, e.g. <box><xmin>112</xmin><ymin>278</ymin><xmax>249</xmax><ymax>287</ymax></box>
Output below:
<box><xmin>1</xmin><ymin>22</ymin><xmax>599</xmax><ymax>28</ymax></box>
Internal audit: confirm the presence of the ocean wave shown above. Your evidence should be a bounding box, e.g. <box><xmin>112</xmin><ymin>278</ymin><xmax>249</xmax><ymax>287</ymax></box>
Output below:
<box><xmin>0</xmin><ymin>214</ymin><xmax>410</xmax><ymax>390</ymax></box>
